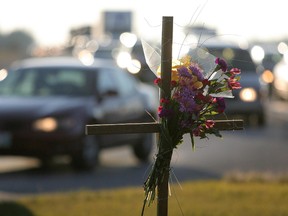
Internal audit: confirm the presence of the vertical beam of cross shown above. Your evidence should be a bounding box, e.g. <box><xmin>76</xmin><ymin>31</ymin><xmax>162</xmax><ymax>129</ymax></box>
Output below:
<box><xmin>157</xmin><ymin>16</ymin><xmax>173</xmax><ymax>216</ymax></box>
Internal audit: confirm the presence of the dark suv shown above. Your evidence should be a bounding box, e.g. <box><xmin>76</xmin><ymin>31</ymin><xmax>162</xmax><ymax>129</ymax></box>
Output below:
<box><xmin>189</xmin><ymin>40</ymin><xmax>268</xmax><ymax>126</ymax></box>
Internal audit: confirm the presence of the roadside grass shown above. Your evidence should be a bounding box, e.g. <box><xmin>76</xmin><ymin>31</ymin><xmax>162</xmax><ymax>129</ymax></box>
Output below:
<box><xmin>1</xmin><ymin>177</ymin><xmax>288</xmax><ymax>216</ymax></box>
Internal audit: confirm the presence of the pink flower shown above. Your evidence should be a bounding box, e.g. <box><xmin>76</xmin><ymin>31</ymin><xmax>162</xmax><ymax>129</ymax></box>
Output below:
<box><xmin>202</xmin><ymin>79</ymin><xmax>210</xmax><ymax>87</ymax></box>
<box><xmin>158</xmin><ymin>106</ymin><xmax>174</xmax><ymax>118</ymax></box>
<box><xmin>171</xmin><ymin>80</ymin><xmax>178</xmax><ymax>88</ymax></box>
<box><xmin>195</xmin><ymin>92</ymin><xmax>213</xmax><ymax>103</ymax></box>
<box><xmin>154</xmin><ymin>78</ymin><xmax>161</xmax><ymax>85</ymax></box>
<box><xmin>160</xmin><ymin>98</ymin><xmax>170</xmax><ymax>104</ymax></box>
<box><xmin>228</xmin><ymin>77</ymin><xmax>241</xmax><ymax>89</ymax></box>
<box><xmin>192</xmin><ymin>126</ymin><xmax>203</xmax><ymax>137</ymax></box>
<box><xmin>205</xmin><ymin>120</ymin><xmax>215</xmax><ymax>129</ymax></box>
<box><xmin>230</xmin><ymin>68</ymin><xmax>241</xmax><ymax>75</ymax></box>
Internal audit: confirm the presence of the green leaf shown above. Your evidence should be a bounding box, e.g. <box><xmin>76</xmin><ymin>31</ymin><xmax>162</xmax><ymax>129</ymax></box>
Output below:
<box><xmin>190</xmin><ymin>132</ymin><xmax>195</xmax><ymax>151</ymax></box>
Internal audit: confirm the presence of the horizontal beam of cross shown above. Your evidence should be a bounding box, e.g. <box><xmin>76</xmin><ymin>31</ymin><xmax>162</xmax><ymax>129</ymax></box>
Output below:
<box><xmin>86</xmin><ymin>120</ymin><xmax>243</xmax><ymax>135</ymax></box>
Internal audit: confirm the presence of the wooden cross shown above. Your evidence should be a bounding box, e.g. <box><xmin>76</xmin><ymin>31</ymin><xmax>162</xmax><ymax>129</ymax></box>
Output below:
<box><xmin>86</xmin><ymin>16</ymin><xmax>243</xmax><ymax>216</ymax></box>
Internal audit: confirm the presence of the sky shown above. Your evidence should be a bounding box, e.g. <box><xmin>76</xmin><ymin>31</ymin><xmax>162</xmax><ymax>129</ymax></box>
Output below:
<box><xmin>1</xmin><ymin>0</ymin><xmax>287</xmax><ymax>46</ymax></box>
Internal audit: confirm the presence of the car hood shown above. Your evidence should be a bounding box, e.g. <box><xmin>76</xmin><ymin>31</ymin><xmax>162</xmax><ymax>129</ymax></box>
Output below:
<box><xmin>0</xmin><ymin>96</ymin><xmax>93</xmax><ymax>120</ymax></box>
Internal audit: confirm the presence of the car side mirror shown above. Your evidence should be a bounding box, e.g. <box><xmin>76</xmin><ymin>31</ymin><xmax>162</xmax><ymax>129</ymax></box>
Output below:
<box><xmin>98</xmin><ymin>89</ymin><xmax>119</xmax><ymax>101</ymax></box>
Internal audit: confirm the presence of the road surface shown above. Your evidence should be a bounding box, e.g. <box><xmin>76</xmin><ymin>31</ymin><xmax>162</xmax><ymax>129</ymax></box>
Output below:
<box><xmin>0</xmin><ymin>99</ymin><xmax>288</xmax><ymax>196</ymax></box>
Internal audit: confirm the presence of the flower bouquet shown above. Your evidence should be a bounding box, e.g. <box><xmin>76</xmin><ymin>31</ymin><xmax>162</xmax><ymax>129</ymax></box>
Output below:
<box><xmin>141</xmin><ymin>45</ymin><xmax>241</xmax><ymax>213</ymax></box>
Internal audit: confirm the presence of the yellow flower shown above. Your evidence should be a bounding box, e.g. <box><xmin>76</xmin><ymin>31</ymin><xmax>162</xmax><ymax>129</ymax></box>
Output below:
<box><xmin>171</xmin><ymin>69</ymin><xmax>179</xmax><ymax>82</ymax></box>
<box><xmin>179</xmin><ymin>55</ymin><xmax>191</xmax><ymax>67</ymax></box>
<box><xmin>193</xmin><ymin>81</ymin><xmax>203</xmax><ymax>89</ymax></box>
<box><xmin>157</xmin><ymin>59</ymin><xmax>182</xmax><ymax>82</ymax></box>
<box><xmin>191</xmin><ymin>75</ymin><xmax>197</xmax><ymax>83</ymax></box>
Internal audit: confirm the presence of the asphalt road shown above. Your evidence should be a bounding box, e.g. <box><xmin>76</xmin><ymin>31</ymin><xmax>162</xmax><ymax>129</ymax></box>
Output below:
<box><xmin>0</xmin><ymin>99</ymin><xmax>288</xmax><ymax>196</ymax></box>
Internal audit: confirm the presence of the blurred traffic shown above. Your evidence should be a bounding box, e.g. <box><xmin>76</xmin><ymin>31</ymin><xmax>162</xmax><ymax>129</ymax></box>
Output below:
<box><xmin>1</xmin><ymin>10</ymin><xmax>288</xmax><ymax>172</ymax></box>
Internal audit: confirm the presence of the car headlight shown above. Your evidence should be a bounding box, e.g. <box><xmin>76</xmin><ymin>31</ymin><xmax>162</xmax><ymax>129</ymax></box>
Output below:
<box><xmin>0</xmin><ymin>68</ymin><xmax>8</xmax><ymax>81</ymax></box>
<box><xmin>239</xmin><ymin>88</ymin><xmax>257</xmax><ymax>102</ymax></box>
<box><xmin>33</xmin><ymin>117</ymin><xmax>58</xmax><ymax>132</ymax></box>
<box><xmin>33</xmin><ymin>117</ymin><xmax>76</xmax><ymax>132</ymax></box>
<box><xmin>261</xmin><ymin>69</ymin><xmax>274</xmax><ymax>84</ymax></box>
<box><xmin>116</xmin><ymin>51</ymin><xmax>131</xmax><ymax>68</ymax></box>
<box><xmin>127</xmin><ymin>59</ymin><xmax>141</xmax><ymax>74</ymax></box>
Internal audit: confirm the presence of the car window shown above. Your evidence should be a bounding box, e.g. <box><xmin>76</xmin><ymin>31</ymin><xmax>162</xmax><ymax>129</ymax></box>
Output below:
<box><xmin>0</xmin><ymin>69</ymin><xmax>38</xmax><ymax>96</ymax></box>
<box><xmin>13</xmin><ymin>69</ymin><xmax>37</xmax><ymax>96</ymax></box>
<box><xmin>96</xmin><ymin>68</ymin><xmax>118</xmax><ymax>95</ymax></box>
<box><xmin>0</xmin><ymin>67</ymin><xmax>93</xmax><ymax>96</ymax></box>
<box><xmin>112</xmin><ymin>68</ymin><xmax>137</xmax><ymax>96</ymax></box>
<box><xmin>97</xmin><ymin>67</ymin><xmax>137</xmax><ymax>97</ymax></box>
<box><xmin>40</xmin><ymin>69</ymin><xmax>91</xmax><ymax>96</ymax></box>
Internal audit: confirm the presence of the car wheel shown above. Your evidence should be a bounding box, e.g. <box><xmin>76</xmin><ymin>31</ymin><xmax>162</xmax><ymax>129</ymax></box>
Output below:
<box><xmin>39</xmin><ymin>157</ymin><xmax>53</xmax><ymax>170</ymax></box>
<box><xmin>246</xmin><ymin>113</ymin><xmax>266</xmax><ymax>127</ymax></box>
<box><xmin>271</xmin><ymin>85</ymin><xmax>285</xmax><ymax>101</ymax></box>
<box><xmin>257</xmin><ymin>113</ymin><xmax>266</xmax><ymax>126</ymax></box>
<box><xmin>71</xmin><ymin>136</ymin><xmax>100</xmax><ymax>170</ymax></box>
<box><xmin>132</xmin><ymin>134</ymin><xmax>154</xmax><ymax>162</ymax></box>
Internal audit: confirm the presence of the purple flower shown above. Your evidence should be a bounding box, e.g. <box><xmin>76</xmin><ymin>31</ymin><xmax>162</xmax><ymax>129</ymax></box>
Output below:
<box><xmin>180</xmin><ymin>119</ymin><xmax>194</xmax><ymax>129</ymax></box>
<box><xmin>179</xmin><ymin>99</ymin><xmax>197</xmax><ymax>113</ymax></box>
<box><xmin>178</xmin><ymin>66</ymin><xmax>191</xmax><ymax>78</ymax></box>
<box><xmin>175</xmin><ymin>87</ymin><xmax>198</xmax><ymax>113</ymax></box>
<box><xmin>189</xmin><ymin>65</ymin><xmax>204</xmax><ymax>81</ymax></box>
<box><xmin>215</xmin><ymin>57</ymin><xmax>227</xmax><ymax>72</ymax></box>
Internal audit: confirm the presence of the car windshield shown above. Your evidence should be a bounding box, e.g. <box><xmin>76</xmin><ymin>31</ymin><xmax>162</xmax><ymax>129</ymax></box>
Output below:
<box><xmin>0</xmin><ymin>67</ymin><xmax>93</xmax><ymax>97</ymax></box>
<box><xmin>205</xmin><ymin>47</ymin><xmax>256</xmax><ymax>72</ymax></box>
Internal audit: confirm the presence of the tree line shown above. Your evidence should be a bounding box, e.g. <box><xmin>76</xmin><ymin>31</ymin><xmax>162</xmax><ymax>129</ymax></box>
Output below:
<box><xmin>0</xmin><ymin>30</ymin><xmax>35</xmax><ymax>68</ymax></box>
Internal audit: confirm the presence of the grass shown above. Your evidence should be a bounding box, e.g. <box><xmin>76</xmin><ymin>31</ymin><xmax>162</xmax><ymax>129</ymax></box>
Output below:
<box><xmin>1</xmin><ymin>179</ymin><xmax>288</xmax><ymax>216</ymax></box>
